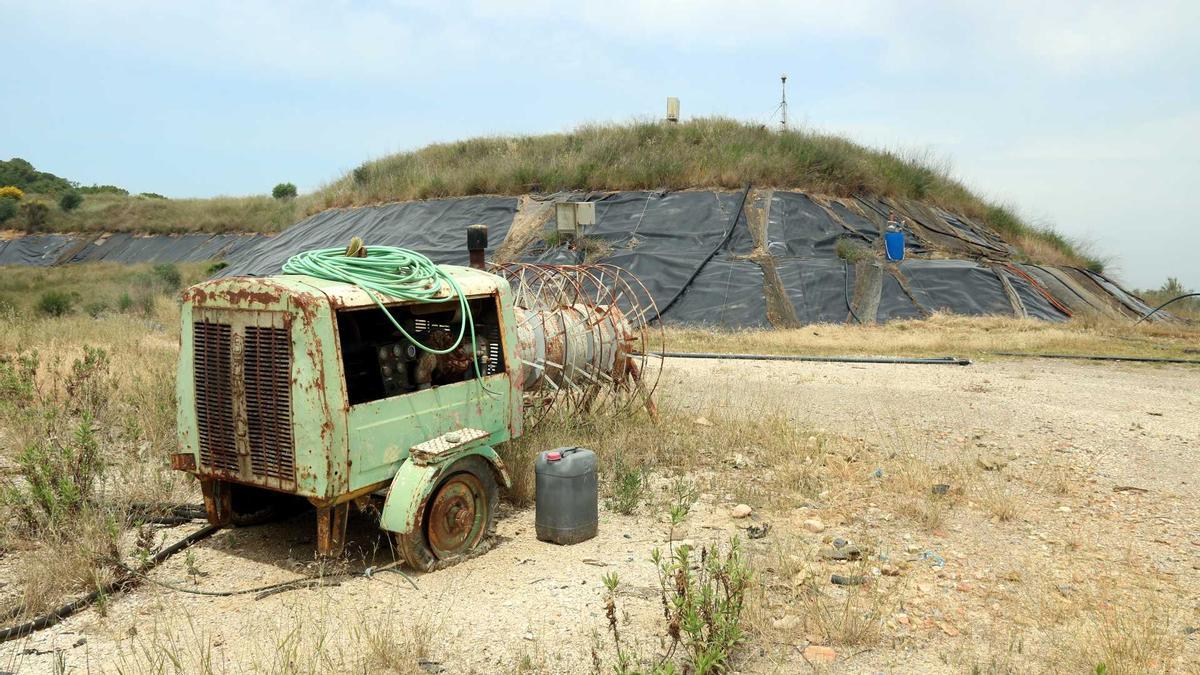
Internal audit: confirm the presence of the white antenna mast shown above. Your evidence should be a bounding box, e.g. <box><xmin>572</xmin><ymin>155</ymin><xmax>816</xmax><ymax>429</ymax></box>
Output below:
<box><xmin>780</xmin><ymin>74</ymin><xmax>788</xmax><ymax>131</ymax></box>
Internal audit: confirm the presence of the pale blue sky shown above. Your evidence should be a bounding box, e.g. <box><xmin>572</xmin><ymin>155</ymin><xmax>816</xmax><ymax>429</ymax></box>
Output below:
<box><xmin>3</xmin><ymin>1</ymin><xmax>1197</xmax><ymax>289</ymax></box>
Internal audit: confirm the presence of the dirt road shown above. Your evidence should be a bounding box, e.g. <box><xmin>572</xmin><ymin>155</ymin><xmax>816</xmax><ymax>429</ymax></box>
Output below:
<box><xmin>3</xmin><ymin>357</ymin><xmax>1198</xmax><ymax>673</ymax></box>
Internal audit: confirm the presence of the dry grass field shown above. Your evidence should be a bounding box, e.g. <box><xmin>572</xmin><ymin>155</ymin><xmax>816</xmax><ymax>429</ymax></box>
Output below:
<box><xmin>0</xmin><ymin>264</ymin><xmax>1197</xmax><ymax>673</ymax></box>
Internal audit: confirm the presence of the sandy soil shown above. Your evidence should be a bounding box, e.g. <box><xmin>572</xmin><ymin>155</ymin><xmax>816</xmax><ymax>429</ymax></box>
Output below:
<box><xmin>2</xmin><ymin>357</ymin><xmax>1198</xmax><ymax>673</ymax></box>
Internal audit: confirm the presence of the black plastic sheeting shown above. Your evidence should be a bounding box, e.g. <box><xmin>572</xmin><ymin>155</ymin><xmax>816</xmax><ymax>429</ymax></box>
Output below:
<box><xmin>997</xmin><ymin>268</ymin><xmax>1069</xmax><ymax>321</ymax></box>
<box><xmin>0</xmin><ymin>233</ymin><xmax>265</xmax><ymax>267</ymax></box>
<box><xmin>583</xmin><ymin>191</ymin><xmax>740</xmax><ymax>255</ymax></box>
<box><xmin>662</xmin><ymin>259</ymin><xmax>769</xmax><ymax>328</ymax></box>
<box><xmin>1080</xmin><ymin>269</ymin><xmax>1156</xmax><ymax>317</ymax></box>
<box><xmin>1</xmin><ymin>187</ymin><xmax>1156</xmax><ymax>329</ymax></box>
<box><xmin>877</xmin><ymin>270</ymin><xmax>925</xmax><ymax>322</ymax></box>
<box><xmin>65</xmin><ymin>234</ymin><xmax>266</xmax><ymax>264</ymax></box>
<box><xmin>900</xmin><ymin>259</ymin><xmax>1012</xmax><ymax>317</ymax></box>
<box><xmin>764</xmin><ymin>192</ymin><xmax>846</xmax><ymax>258</ymax></box>
<box><xmin>777</xmin><ymin>259</ymin><xmax>856</xmax><ymax>325</ymax></box>
<box><xmin>219</xmin><ymin>197</ymin><xmax>518</xmax><ymax>277</ymax></box>
<box><xmin>0</xmin><ymin>235</ymin><xmax>76</xmax><ymax>266</ymax></box>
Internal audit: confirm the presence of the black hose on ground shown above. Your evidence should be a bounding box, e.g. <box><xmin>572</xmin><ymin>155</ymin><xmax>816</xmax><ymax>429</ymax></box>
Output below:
<box><xmin>1133</xmin><ymin>293</ymin><xmax>1200</xmax><ymax>325</ymax></box>
<box><xmin>0</xmin><ymin>524</ymin><xmax>220</xmax><ymax>643</ymax></box>
<box><xmin>991</xmin><ymin>352</ymin><xmax>1200</xmax><ymax>365</ymax></box>
<box><xmin>644</xmin><ymin>351</ymin><xmax>971</xmax><ymax>366</ymax></box>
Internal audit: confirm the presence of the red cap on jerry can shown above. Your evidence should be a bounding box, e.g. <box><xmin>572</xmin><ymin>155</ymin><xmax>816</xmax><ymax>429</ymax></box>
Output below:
<box><xmin>546</xmin><ymin>451</ymin><xmax>562</xmax><ymax>461</ymax></box>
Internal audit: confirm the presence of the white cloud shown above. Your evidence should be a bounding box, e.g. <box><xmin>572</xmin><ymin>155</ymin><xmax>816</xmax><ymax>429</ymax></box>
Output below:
<box><xmin>970</xmin><ymin>1</ymin><xmax>1200</xmax><ymax>73</ymax></box>
<box><xmin>11</xmin><ymin>1</ymin><xmax>1198</xmax><ymax>81</ymax></box>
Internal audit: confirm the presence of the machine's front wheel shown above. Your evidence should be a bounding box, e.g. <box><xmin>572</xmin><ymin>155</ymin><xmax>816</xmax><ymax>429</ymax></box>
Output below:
<box><xmin>396</xmin><ymin>456</ymin><xmax>498</xmax><ymax>572</ymax></box>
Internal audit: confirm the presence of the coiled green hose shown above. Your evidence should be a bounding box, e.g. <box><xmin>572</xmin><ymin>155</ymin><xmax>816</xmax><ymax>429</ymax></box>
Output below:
<box><xmin>281</xmin><ymin>245</ymin><xmax>478</xmax><ymax>360</ymax></box>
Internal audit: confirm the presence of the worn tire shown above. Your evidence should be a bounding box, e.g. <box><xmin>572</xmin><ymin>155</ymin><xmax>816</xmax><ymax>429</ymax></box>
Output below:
<box><xmin>397</xmin><ymin>456</ymin><xmax>498</xmax><ymax>572</ymax></box>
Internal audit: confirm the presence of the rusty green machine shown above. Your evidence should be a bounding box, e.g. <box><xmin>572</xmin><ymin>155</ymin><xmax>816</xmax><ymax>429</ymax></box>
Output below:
<box><xmin>171</xmin><ymin>231</ymin><xmax>661</xmax><ymax>570</ymax></box>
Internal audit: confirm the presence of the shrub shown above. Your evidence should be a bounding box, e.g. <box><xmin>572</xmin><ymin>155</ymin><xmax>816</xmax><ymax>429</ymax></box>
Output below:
<box><xmin>20</xmin><ymin>199</ymin><xmax>50</xmax><ymax>232</ymax></box>
<box><xmin>3</xmin><ymin>416</ymin><xmax>104</xmax><ymax>531</ymax></box>
<box><xmin>600</xmin><ymin>538</ymin><xmax>753</xmax><ymax>674</ymax></box>
<box><xmin>205</xmin><ymin>261</ymin><xmax>229</xmax><ymax>275</ymax></box>
<box><xmin>272</xmin><ymin>182</ymin><xmax>298</xmax><ymax>200</ymax></box>
<box><xmin>152</xmin><ymin>263</ymin><xmax>182</xmax><ymax>290</ymax></box>
<box><xmin>117</xmin><ymin>292</ymin><xmax>134</xmax><ymax>313</ymax></box>
<box><xmin>0</xmin><ymin>197</ymin><xmax>16</xmax><ymax>224</ymax></box>
<box><xmin>0</xmin><ymin>185</ymin><xmax>24</xmax><ymax>201</ymax></box>
<box><xmin>85</xmin><ymin>300</ymin><xmax>109</xmax><ymax>318</ymax></box>
<box><xmin>37</xmin><ymin>290</ymin><xmax>75</xmax><ymax>316</ymax></box>
<box><xmin>76</xmin><ymin>184</ymin><xmax>128</xmax><ymax>196</ymax></box>
<box><xmin>59</xmin><ymin>190</ymin><xmax>83</xmax><ymax>212</ymax></box>
<box><xmin>138</xmin><ymin>192</ymin><xmax>167</xmax><ymax>199</ymax></box>
<box><xmin>0</xmin><ymin>350</ymin><xmax>39</xmax><ymax>407</ymax></box>
<box><xmin>66</xmin><ymin>346</ymin><xmax>114</xmax><ymax>418</ymax></box>
<box><xmin>606</xmin><ymin>458</ymin><xmax>646</xmax><ymax>515</ymax></box>
<box><xmin>836</xmin><ymin>237</ymin><xmax>874</xmax><ymax>263</ymax></box>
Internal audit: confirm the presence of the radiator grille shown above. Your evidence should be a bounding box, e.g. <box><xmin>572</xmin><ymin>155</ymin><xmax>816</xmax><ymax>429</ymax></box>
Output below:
<box><xmin>243</xmin><ymin>326</ymin><xmax>294</xmax><ymax>483</ymax></box>
<box><xmin>193</xmin><ymin>322</ymin><xmax>238</xmax><ymax>473</ymax></box>
<box><xmin>192</xmin><ymin>318</ymin><xmax>295</xmax><ymax>488</ymax></box>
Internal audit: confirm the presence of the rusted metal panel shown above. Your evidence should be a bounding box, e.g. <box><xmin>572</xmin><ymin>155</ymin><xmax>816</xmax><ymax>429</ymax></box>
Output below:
<box><xmin>169</xmin><ymin>452</ymin><xmax>195</xmax><ymax>471</ymax></box>
<box><xmin>378</xmin><ymin>444</ymin><xmax>511</xmax><ymax>535</ymax></box>
<box><xmin>178</xmin><ymin>278</ymin><xmax>340</xmax><ymax>499</ymax></box>
<box><xmin>410</xmin><ymin>428</ymin><xmax>491</xmax><ymax>465</ymax></box>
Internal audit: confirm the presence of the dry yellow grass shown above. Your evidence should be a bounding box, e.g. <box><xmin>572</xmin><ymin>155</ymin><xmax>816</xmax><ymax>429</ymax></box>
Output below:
<box><xmin>664</xmin><ymin>313</ymin><xmax>1200</xmax><ymax>361</ymax></box>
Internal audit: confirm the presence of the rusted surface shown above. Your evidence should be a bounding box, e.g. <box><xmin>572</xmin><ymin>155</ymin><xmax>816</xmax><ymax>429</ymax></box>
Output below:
<box><xmin>182</xmin><ymin>279</ymin><xmax>285</xmax><ymax>308</ymax></box>
<box><xmin>314</xmin><ymin>502</ymin><xmax>350</xmax><ymax>557</ymax></box>
<box><xmin>410</xmin><ymin>428</ymin><xmax>491</xmax><ymax>465</ymax></box>
<box><xmin>426</xmin><ymin>473</ymin><xmax>488</xmax><ymax>559</ymax></box>
<box><xmin>200</xmin><ymin>478</ymin><xmax>232</xmax><ymax>526</ymax></box>
<box><xmin>169</xmin><ymin>452</ymin><xmax>196</xmax><ymax>471</ymax></box>
<box><xmin>191</xmin><ymin>309</ymin><xmax>296</xmax><ymax>492</ymax></box>
<box><xmin>495</xmin><ymin>262</ymin><xmax>663</xmax><ymax>424</ymax></box>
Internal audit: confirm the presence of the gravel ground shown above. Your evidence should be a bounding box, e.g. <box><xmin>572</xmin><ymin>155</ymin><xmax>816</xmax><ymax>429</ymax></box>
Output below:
<box><xmin>2</xmin><ymin>357</ymin><xmax>1198</xmax><ymax>673</ymax></box>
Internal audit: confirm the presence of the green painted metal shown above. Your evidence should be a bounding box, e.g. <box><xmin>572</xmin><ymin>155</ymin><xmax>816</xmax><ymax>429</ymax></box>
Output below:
<box><xmin>176</xmin><ymin>266</ymin><xmax>522</xmax><ymax>534</ymax></box>
<box><xmin>378</xmin><ymin>444</ymin><xmax>511</xmax><ymax>535</ymax></box>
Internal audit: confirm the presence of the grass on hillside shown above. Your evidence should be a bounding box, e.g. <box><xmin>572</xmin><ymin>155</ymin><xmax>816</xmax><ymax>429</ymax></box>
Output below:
<box><xmin>7</xmin><ymin>193</ymin><xmax>300</xmax><ymax>235</ymax></box>
<box><xmin>319</xmin><ymin>117</ymin><xmax>1103</xmax><ymax>270</ymax></box>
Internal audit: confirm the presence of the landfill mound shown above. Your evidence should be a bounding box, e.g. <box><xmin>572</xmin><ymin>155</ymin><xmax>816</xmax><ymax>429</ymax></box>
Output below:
<box><xmin>0</xmin><ymin>232</ymin><xmax>265</xmax><ymax>266</ymax></box>
<box><xmin>214</xmin><ymin>189</ymin><xmax>1156</xmax><ymax>326</ymax></box>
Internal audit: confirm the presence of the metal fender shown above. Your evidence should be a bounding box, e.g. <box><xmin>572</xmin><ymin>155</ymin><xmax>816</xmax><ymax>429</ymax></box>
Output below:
<box><xmin>378</xmin><ymin>445</ymin><xmax>511</xmax><ymax>535</ymax></box>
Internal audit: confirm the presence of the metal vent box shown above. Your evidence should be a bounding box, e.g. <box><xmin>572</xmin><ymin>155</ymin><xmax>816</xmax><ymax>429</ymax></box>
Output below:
<box><xmin>555</xmin><ymin>202</ymin><xmax>596</xmax><ymax>234</ymax></box>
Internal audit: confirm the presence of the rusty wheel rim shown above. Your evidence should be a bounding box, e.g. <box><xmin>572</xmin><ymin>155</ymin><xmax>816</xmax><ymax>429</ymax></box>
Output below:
<box><xmin>426</xmin><ymin>473</ymin><xmax>488</xmax><ymax>560</ymax></box>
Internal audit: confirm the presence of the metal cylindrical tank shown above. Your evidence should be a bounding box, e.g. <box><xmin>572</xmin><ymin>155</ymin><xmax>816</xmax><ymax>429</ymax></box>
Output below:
<box><xmin>535</xmin><ymin>447</ymin><xmax>598</xmax><ymax>545</ymax></box>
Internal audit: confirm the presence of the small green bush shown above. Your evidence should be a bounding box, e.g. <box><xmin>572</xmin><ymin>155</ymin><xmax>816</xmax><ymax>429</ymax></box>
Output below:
<box><xmin>205</xmin><ymin>261</ymin><xmax>229</xmax><ymax>275</ymax></box>
<box><xmin>84</xmin><ymin>300</ymin><xmax>109</xmax><ymax>318</ymax></box>
<box><xmin>20</xmin><ymin>199</ymin><xmax>50</xmax><ymax>232</ymax></box>
<box><xmin>3</xmin><ymin>416</ymin><xmax>104</xmax><ymax>531</ymax></box>
<box><xmin>37</xmin><ymin>290</ymin><xmax>75</xmax><ymax>316</ymax></box>
<box><xmin>117</xmin><ymin>292</ymin><xmax>134</xmax><ymax>313</ymax></box>
<box><xmin>606</xmin><ymin>458</ymin><xmax>645</xmax><ymax>515</ymax></box>
<box><xmin>836</xmin><ymin>237</ymin><xmax>874</xmax><ymax>263</ymax></box>
<box><xmin>138</xmin><ymin>192</ymin><xmax>167</xmax><ymax>199</ymax></box>
<box><xmin>0</xmin><ymin>196</ymin><xmax>17</xmax><ymax>224</ymax></box>
<box><xmin>66</xmin><ymin>346</ymin><xmax>114</xmax><ymax>418</ymax></box>
<box><xmin>152</xmin><ymin>263</ymin><xmax>182</xmax><ymax>291</ymax></box>
<box><xmin>59</xmin><ymin>191</ymin><xmax>83</xmax><ymax>212</ymax></box>
<box><xmin>600</xmin><ymin>538</ymin><xmax>752</xmax><ymax>674</ymax></box>
<box><xmin>272</xmin><ymin>182</ymin><xmax>298</xmax><ymax>200</ymax></box>
<box><xmin>0</xmin><ymin>350</ymin><xmax>39</xmax><ymax>407</ymax></box>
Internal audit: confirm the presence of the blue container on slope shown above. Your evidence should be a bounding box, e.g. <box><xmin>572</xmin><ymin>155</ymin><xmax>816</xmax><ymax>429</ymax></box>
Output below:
<box><xmin>884</xmin><ymin>230</ymin><xmax>906</xmax><ymax>261</ymax></box>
